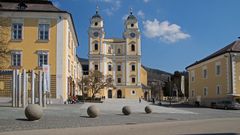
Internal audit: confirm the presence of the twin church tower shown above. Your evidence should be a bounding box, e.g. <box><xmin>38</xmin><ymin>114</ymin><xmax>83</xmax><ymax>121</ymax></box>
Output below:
<box><xmin>88</xmin><ymin>7</ymin><xmax>143</xmax><ymax>99</ymax></box>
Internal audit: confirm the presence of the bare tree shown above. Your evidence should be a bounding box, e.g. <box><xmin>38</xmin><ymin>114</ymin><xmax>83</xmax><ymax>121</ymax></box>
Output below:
<box><xmin>82</xmin><ymin>70</ymin><xmax>114</xmax><ymax>100</ymax></box>
<box><xmin>0</xmin><ymin>17</ymin><xmax>10</xmax><ymax>69</ymax></box>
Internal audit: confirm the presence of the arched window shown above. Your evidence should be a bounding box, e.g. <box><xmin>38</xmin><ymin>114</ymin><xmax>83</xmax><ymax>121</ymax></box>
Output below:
<box><xmin>117</xmin><ymin>48</ymin><xmax>121</xmax><ymax>54</ymax></box>
<box><xmin>131</xmin><ymin>23</ymin><xmax>134</xmax><ymax>27</ymax></box>
<box><xmin>94</xmin><ymin>43</ymin><xmax>98</xmax><ymax>51</ymax></box>
<box><xmin>131</xmin><ymin>44</ymin><xmax>135</xmax><ymax>51</ymax></box>
<box><xmin>131</xmin><ymin>65</ymin><xmax>135</xmax><ymax>71</ymax></box>
<box><xmin>94</xmin><ymin>64</ymin><xmax>98</xmax><ymax>70</ymax></box>
<box><xmin>108</xmin><ymin>46</ymin><xmax>111</xmax><ymax>54</ymax></box>
<box><xmin>132</xmin><ymin>77</ymin><xmax>136</xmax><ymax>83</ymax></box>
<box><xmin>108</xmin><ymin>64</ymin><xmax>112</xmax><ymax>71</ymax></box>
<box><xmin>117</xmin><ymin>78</ymin><xmax>121</xmax><ymax>83</ymax></box>
<box><xmin>94</xmin><ymin>22</ymin><xmax>98</xmax><ymax>26</ymax></box>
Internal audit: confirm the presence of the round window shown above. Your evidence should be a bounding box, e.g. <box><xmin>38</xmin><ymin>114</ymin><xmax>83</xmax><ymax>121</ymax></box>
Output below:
<box><xmin>130</xmin><ymin>32</ymin><xmax>135</xmax><ymax>38</ymax></box>
<box><xmin>131</xmin><ymin>90</ymin><xmax>136</xmax><ymax>95</ymax></box>
<box><xmin>93</xmin><ymin>32</ymin><xmax>99</xmax><ymax>37</ymax></box>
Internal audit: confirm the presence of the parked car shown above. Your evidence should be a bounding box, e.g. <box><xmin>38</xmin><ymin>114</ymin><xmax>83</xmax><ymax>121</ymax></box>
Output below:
<box><xmin>212</xmin><ymin>101</ymin><xmax>240</xmax><ymax>110</ymax></box>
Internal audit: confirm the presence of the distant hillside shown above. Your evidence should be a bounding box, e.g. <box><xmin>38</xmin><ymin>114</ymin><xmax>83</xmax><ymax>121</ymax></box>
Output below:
<box><xmin>143</xmin><ymin>66</ymin><xmax>172</xmax><ymax>82</ymax></box>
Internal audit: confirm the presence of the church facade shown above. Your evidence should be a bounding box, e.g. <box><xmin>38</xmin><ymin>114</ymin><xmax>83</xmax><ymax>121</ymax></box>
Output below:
<box><xmin>88</xmin><ymin>9</ymin><xmax>143</xmax><ymax>99</ymax></box>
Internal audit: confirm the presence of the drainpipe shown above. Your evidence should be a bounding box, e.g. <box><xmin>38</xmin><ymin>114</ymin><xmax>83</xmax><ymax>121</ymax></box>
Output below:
<box><xmin>229</xmin><ymin>52</ymin><xmax>234</xmax><ymax>101</ymax></box>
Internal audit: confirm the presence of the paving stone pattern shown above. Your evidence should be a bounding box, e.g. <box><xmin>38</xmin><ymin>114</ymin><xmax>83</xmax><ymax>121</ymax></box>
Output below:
<box><xmin>0</xmin><ymin>99</ymin><xmax>239</xmax><ymax>132</ymax></box>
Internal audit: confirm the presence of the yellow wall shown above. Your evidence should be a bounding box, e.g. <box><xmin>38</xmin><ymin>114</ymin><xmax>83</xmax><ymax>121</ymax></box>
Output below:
<box><xmin>188</xmin><ymin>55</ymin><xmax>228</xmax><ymax>101</ymax></box>
<box><xmin>0</xmin><ymin>17</ymin><xmax>58</xmax><ymax>97</ymax></box>
<box><xmin>124</xmin><ymin>88</ymin><xmax>143</xmax><ymax>99</ymax></box>
<box><xmin>141</xmin><ymin>66</ymin><xmax>147</xmax><ymax>86</ymax></box>
<box><xmin>5</xmin><ymin>18</ymin><xmax>57</xmax><ymax>75</ymax></box>
<box><xmin>234</xmin><ymin>56</ymin><xmax>240</xmax><ymax>95</ymax></box>
<box><xmin>0</xmin><ymin>16</ymin><xmax>78</xmax><ymax>100</ymax></box>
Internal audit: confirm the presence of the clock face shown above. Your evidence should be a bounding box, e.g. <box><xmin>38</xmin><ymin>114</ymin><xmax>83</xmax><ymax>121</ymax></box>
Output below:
<box><xmin>130</xmin><ymin>32</ymin><xmax>135</xmax><ymax>38</ymax></box>
<box><xmin>93</xmin><ymin>32</ymin><xmax>99</xmax><ymax>37</ymax></box>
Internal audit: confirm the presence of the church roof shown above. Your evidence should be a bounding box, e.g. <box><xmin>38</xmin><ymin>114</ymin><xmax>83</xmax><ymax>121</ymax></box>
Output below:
<box><xmin>126</xmin><ymin>9</ymin><xmax>137</xmax><ymax>21</ymax></box>
<box><xmin>92</xmin><ymin>13</ymin><xmax>102</xmax><ymax>19</ymax></box>
<box><xmin>92</xmin><ymin>6</ymin><xmax>102</xmax><ymax>19</ymax></box>
<box><xmin>186</xmin><ymin>40</ymin><xmax>240</xmax><ymax>69</ymax></box>
<box><xmin>127</xmin><ymin>14</ymin><xmax>137</xmax><ymax>20</ymax></box>
<box><xmin>0</xmin><ymin>0</ymin><xmax>79</xmax><ymax>45</ymax></box>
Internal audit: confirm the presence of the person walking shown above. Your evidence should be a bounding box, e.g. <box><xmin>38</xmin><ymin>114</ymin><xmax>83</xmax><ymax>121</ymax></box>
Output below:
<box><xmin>139</xmin><ymin>97</ymin><xmax>141</xmax><ymax>103</ymax></box>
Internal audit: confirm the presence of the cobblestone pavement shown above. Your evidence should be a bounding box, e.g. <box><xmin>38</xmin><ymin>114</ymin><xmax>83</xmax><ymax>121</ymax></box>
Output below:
<box><xmin>0</xmin><ymin>99</ymin><xmax>240</xmax><ymax>132</ymax></box>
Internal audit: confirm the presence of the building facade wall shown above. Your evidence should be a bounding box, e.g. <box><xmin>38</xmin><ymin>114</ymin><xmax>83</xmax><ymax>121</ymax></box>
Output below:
<box><xmin>141</xmin><ymin>67</ymin><xmax>147</xmax><ymax>86</ymax></box>
<box><xmin>0</xmin><ymin>11</ymin><xmax>79</xmax><ymax>102</ymax></box>
<box><xmin>187</xmin><ymin>55</ymin><xmax>229</xmax><ymax>105</ymax></box>
<box><xmin>88</xmin><ymin>12</ymin><xmax>142</xmax><ymax>99</ymax></box>
<box><xmin>232</xmin><ymin>53</ymin><xmax>240</xmax><ymax>96</ymax></box>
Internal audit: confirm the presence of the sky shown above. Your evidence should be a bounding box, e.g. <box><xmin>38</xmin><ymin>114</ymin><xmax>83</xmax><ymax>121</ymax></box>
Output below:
<box><xmin>52</xmin><ymin>0</ymin><xmax>240</xmax><ymax>73</ymax></box>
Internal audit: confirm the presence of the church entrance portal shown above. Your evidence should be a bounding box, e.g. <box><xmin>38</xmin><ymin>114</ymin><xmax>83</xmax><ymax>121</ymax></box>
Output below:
<box><xmin>117</xmin><ymin>90</ymin><xmax>122</xmax><ymax>98</ymax></box>
<box><xmin>108</xmin><ymin>90</ymin><xmax>112</xmax><ymax>98</ymax></box>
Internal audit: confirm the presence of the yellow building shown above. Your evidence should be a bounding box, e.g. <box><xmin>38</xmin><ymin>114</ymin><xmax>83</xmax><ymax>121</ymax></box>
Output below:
<box><xmin>88</xmin><ymin>8</ymin><xmax>148</xmax><ymax>99</ymax></box>
<box><xmin>186</xmin><ymin>40</ymin><xmax>240</xmax><ymax>106</ymax></box>
<box><xmin>0</xmin><ymin>0</ymin><xmax>80</xmax><ymax>103</ymax></box>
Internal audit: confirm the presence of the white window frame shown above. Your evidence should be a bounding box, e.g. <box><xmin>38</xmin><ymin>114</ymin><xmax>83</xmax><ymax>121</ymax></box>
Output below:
<box><xmin>11</xmin><ymin>23</ymin><xmax>23</xmax><ymax>40</ymax></box>
<box><xmin>37</xmin><ymin>51</ymin><xmax>49</xmax><ymax>67</ymax></box>
<box><xmin>11</xmin><ymin>19</ymin><xmax>24</xmax><ymax>40</ymax></box>
<box><xmin>11</xmin><ymin>51</ymin><xmax>22</xmax><ymax>67</ymax></box>
<box><xmin>38</xmin><ymin>24</ymin><xmax>50</xmax><ymax>41</ymax></box>
<box><xmin>203</xmin><ymin>87</ymin><xmax>208</xmax><ymax>96</ymax></box>
<box><xmin>38</xmin><ymin>19</ymin><xmax>50</xmax><ymax>41</ymax></box>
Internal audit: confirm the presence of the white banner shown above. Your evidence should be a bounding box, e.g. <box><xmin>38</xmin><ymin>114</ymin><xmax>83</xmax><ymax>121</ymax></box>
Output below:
<box><xmin>43</xmin><ymin>65</ymin><xmax>50</xmax><ymax>92</ymax></box>
<box><xmin>181</xmin><ymin>75</ymin><xmax>185</xmax><ymax>94</ymax></box>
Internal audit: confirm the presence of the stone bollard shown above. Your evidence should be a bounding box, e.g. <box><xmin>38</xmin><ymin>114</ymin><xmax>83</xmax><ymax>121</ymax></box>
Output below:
<box><xmin>145</xmin><ymin>106</ymin><xmax>152</xmax><ymax>114</ymax></box>
<box><xmin>87</xmin><ymin>105</ymin><xmax>100</xmax><ymax>118</ymax></box>
<box><xmin>122</xmin><ymin>106</ymin><xmax>131</xmax><ymax>115</ymax></box>
<box><xmin>25</xmin><ymin>104</ymin><xmax>43</xmax><ymax>121</ymax></box>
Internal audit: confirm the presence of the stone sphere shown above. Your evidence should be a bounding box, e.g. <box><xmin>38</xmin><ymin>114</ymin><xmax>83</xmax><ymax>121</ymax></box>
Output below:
<box><xmin>145</xmin><ymin>106</ymin><xmax>152</xmax><ymax>114</ymax></box>
<box><xmin>87</xmin><ymin>105</ymin><xmax>100</xmax><ymax>118</ymax></box>
<box><xmin>122</xmin><ymin>106</ymin><xmax>131</xmax><ymax>115</ymax></box>
<box><xmin>25</xmin><ymin>104</ymin><xmax>43</xmax><ymax>121</ymax></box>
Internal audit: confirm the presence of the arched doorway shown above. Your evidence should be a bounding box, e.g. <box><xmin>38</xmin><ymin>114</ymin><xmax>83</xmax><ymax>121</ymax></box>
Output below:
<box><xmin>108</xmin><ymin>90</ymin><xmax>112</xmax><ymax>98</ymax></box>
<box><xmin>117</xmin><ymin>90</ymin><xmax>122</xmax><ymax>98</ymax></box>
